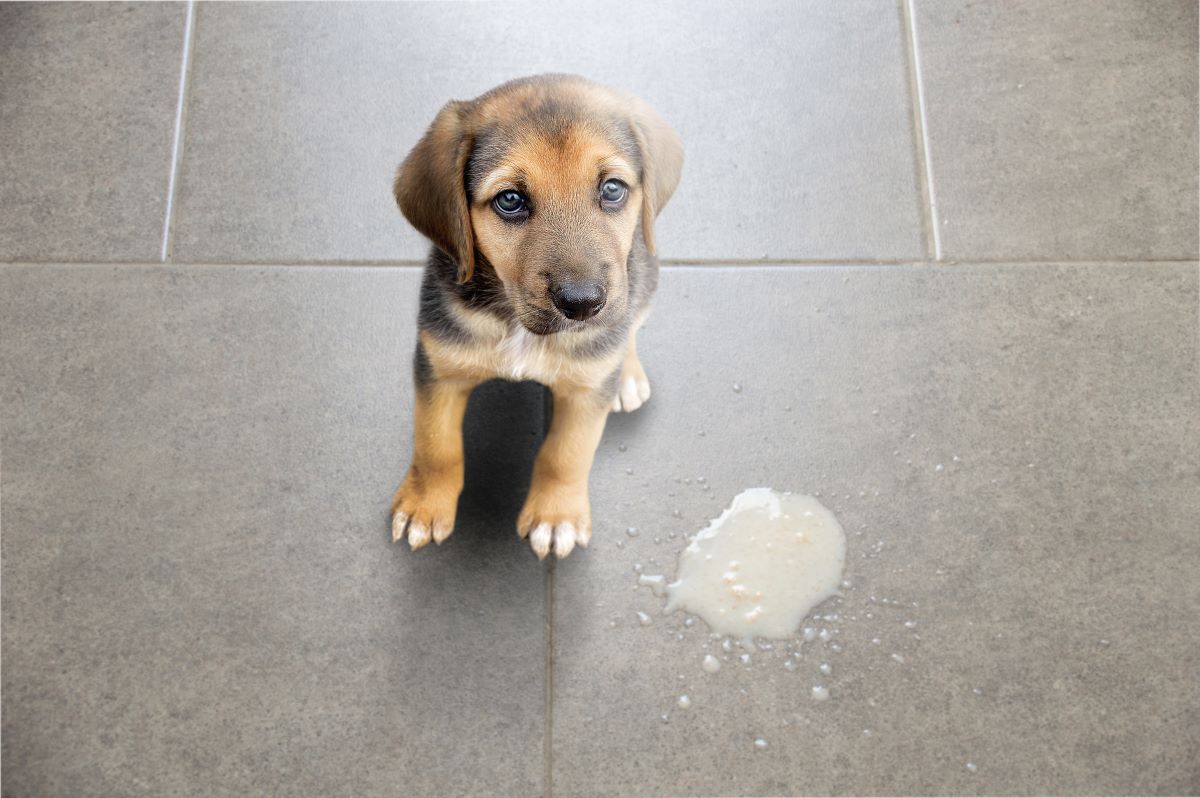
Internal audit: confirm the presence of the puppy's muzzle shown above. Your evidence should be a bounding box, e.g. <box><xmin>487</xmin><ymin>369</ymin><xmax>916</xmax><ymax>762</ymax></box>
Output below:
<box><xmin>550</xmin><ymin>280</ymin><xmax>607</xmax><ymax>321</ymax></box>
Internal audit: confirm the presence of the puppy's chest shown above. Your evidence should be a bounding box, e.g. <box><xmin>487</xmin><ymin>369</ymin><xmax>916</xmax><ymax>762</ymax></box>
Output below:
<box><xmin>493</xmin><ymin>326</ymin><xmax>571</xmax><ymax>383</ymax></box>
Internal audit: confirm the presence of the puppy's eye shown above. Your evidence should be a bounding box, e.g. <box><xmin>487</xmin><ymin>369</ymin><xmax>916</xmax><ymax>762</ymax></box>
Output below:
<box><xmin>599</xmin><ymin>179</ymin><xmax>628</xmax><ymax>207</ymax></box>
<box><xmin>493</xmin><ymin>190</ymin><xmax>528</xmax><ymax>219</ymax></box>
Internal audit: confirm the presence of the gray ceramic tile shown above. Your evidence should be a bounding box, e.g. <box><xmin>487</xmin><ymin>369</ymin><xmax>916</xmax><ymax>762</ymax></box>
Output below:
<box><xmin>0</xmin><ymin>3</ymin><xmax>185</xmax><ymax>263</ymax></box>
<box><xmin>552</xmin><ymin>264</ymin><xmax>1200</xmax><ymax>796</ymax></box>
<box><xmin>173</xmin><ymin>1</ymin><xmax>922</xmax><ymax>264</ymax></box>
<box><xmin>0</xmin><ymin>265</ymin><xmax>548</xmax><ymax>797</ymax></box>
<box><xmin>916</xmin><ymin>0</ymin><xmax>1200</xmax><ymax>260</ymax></box>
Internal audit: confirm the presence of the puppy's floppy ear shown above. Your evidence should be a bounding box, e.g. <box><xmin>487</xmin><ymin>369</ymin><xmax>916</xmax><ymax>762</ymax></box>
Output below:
<box><xmin>394</xmin><ymin>100</ymin><xmax>476</xmax><ymax>282</ymax></box>
<box><xmin>629</xmin><ymin>98</ymin><xmax>684</xmax><ymax>255</ymax></box>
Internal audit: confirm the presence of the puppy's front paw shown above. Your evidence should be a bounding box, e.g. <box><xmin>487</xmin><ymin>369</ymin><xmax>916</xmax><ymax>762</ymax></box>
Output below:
<box><xmin>391</xmin><ymin>472</ymin><xmax>459</xmax><ymax>550</ymax></box>
<box><xmin>517</xmin><ymin>484</ymin><xmax>593</xmax><ymax>560</ymax></box>
<box><xmin>612</xmin><ymin>357</ymin><xmax>651</xmax><ymax>413</ymax></box>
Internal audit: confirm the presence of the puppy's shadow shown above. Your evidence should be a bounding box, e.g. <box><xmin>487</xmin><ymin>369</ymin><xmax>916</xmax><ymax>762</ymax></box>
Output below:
<box><xmin>454</xmin><ymin>379</ymin><xmax>548</xmax><ymax>544</ymax></box>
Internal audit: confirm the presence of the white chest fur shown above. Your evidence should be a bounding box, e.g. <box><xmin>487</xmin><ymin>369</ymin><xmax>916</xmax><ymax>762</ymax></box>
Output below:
<box><xmin>497</xmin><ymin>325</ymin><xmax>563</xmax><ymax>383</ymax></box>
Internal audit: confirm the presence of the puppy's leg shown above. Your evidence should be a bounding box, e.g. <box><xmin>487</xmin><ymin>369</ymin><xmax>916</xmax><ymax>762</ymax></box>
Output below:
<box><xmin>612</xmin><ymin>329</ymin><xmax>652</xmax><ymax>413</ymax></box>
<box><xmin>392</xmin><ymin>363</ymin><xmax>472</xmax><ymax>549</ymax></box>
<box><xmin>519</xmin><ymin>385</ymin><xmax>611</xmax><ymax>559</ymax></box>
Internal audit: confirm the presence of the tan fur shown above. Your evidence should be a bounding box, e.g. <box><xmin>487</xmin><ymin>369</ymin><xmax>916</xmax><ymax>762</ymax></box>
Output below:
<box><xmin>391</xmin><ymin>380</ymin><xmax>472</xmax><ymax>548</ymax></box>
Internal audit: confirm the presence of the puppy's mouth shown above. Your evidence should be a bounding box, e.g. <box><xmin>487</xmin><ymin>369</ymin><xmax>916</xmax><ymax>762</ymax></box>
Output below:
<box><xmin>518</xmin><ymin>309</ymin><xmax>587</xmax><ymax>336</ymax></box>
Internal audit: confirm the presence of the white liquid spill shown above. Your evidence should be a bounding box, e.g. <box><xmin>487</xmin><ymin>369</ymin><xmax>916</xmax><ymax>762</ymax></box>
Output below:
<box><xmin>663</xmin><ymin>489</ymin><xmax>846</xmax><ymax>643</ymax></box>
<box><xmin>811</xmin><ymin>685</ymin><xmax>830</xmax><ymax>701</ymax></box>
<box><xmin>702</xmin><ymin>654</ymin><xmax>721</xmax><ymax>673</ymax></box>
<box><xmin>636</xmin><ymin>611</ymin><xmax>653</xmax><ymax>627</ymax></box>
<box><xmin>754</xmin><ymin>738</ymin><xmax>769</xmax><ymax>751</ymax></box>
<box><xmin>676</xmin><ymin>695</ymin><xmax>692</xmax><ymax>710</ymax></box>
<box><xmin>638</xmin><ymin>574</ymin><xmax>667</xmax><ymax>597</ymax></box>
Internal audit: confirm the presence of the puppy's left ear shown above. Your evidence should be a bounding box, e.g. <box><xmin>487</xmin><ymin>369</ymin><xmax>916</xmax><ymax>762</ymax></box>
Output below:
<box><xmin>630</xmin><ymin>99</ymin><xmax>684</xmax><ymax>255</ymax></box>
<box><xmin>394</xmin><ymin>100</ymin><xmax>476</xmax><ymax>282</ymax></box>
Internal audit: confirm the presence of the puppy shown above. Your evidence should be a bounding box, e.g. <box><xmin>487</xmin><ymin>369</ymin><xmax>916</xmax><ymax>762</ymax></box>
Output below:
<box><xmin>390</xmin><ymin>74</ymin><xmax>683</xmax><ymax>560</ymax></box>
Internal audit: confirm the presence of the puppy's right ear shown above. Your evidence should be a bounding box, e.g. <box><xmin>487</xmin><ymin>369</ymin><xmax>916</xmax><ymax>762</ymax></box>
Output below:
<box><xmin>394</xmin><ymin>101</ymin><xmax>476</xmax><ymax>283</ymax></box>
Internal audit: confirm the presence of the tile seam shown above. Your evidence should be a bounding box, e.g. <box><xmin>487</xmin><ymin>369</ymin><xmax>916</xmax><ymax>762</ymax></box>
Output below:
<box><xmin>901</xmin><ymin>0</ymin><xmax>943</xmax><ymax>261</ymax></box>
<box><xmin>543</xmin><ymin>538</ymin><xmax>555</xmax><ymax>797</ymax></box>
<box><xmin>160</xmin><ymin>0</ymin><xmax>197</xmax><ymax>263</ymax></box>
<box><xmin>4</xmin><ymin>259</ymin><xmax>1200</xmax><ymax>269</ymax></box>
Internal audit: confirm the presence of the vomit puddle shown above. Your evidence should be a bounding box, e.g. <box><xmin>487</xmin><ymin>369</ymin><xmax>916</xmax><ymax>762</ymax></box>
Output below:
<box><xmin>662</xmin><ymin>488</ymin><xmax>846</xmax><ymax>643</ymax></box>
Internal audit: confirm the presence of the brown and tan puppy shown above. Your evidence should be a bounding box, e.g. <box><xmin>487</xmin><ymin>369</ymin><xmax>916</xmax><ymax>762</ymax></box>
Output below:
<box><xmin>390</xmin><ymin>74</ymin><xmax>683</xmax><ymax>560</ymax></box>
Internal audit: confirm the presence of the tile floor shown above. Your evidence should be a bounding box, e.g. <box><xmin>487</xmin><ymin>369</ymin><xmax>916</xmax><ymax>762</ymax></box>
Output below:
<box><xmin>1</xmin><ymin>2</ymin><xmax>1197</xmax><ymax>796</ymax></box>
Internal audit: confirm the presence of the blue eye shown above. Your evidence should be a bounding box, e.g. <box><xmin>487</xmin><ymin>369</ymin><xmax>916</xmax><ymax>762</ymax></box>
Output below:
<box><xmin>600</xmin><ymin>179</ymin><xmax>628</xmax><ymax>207</ymax></box>
<box><xmin>493</xmin><ymin>190</ymin><xmax>527</xmax><ymax>218</ymax></box>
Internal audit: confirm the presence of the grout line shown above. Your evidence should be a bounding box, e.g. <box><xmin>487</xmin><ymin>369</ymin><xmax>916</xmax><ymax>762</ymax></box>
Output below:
<box><xmin>160</xmin><ymin>0</ymin><xmax>197</xmax><ymax>263</ymax></box>
<box><xmin>543</xmin><ymin>559</ymin><xmax>554</xmax><ymax>798</ymax></box>
<box><xmin>4</xmin><ymin>258</ymin><xmax>1199</xmax><ymax>269</ymax></box>
<box><xmin>541</xmin><ymin>387</ymin><xmax>555</xmax><ymax>798</ymax></box>
<box><xmin>901</xmin><ymin>0</ymin><xmax>943</xmax><ymax>261</ymax></box>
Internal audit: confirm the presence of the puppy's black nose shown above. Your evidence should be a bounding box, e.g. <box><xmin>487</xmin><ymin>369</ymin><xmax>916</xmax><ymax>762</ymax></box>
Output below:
<box><xmin>550</xmin><ymin>281</ymin><xmax>607</xmax><ymax>321</ymax></box>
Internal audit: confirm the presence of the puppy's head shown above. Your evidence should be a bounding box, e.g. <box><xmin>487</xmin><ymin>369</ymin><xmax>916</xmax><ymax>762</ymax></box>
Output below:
<box><xmin>395</xmin><ymin>75</ymin><xmax>683</xmax><ymax>334</ymax></box>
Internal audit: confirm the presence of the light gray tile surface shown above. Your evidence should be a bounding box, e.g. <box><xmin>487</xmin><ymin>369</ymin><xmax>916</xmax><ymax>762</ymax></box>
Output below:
<box><xmin>0</xmin><ymin>3</ymin><xmax>185</xmax><ymax>262</ymax></box>
<box><xmin>916</xmin><ymin>0</ymin><xmax>1200</xmax><ymax>260</ymax></box>
<box><xmin>553</xmin><ymin>264</ymin><xmax>1200</xmax><ymax>796</ymax></box>
<box><xmin>171</xmin><ymin>0</ymin><xmax>923</xmax><ymax>264</ymax></box>
<box><xmin>0</xmin><ymin>265</ymin><xmax>548</xmax><ymax>798</ymax></box>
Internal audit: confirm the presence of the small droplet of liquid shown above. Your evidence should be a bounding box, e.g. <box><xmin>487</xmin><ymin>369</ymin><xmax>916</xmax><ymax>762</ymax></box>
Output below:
<box><xmin>702</xmin><ymin>654</ymin><xmax>721</xmax><ymax>673</ymax></box>
<box><xmin>891</xmin><ymin>653</ymin><xmax>905</xmax><ymax>664</ymax></box>
<box><xmin>618</xmin><ymin>444</ymin><xmax>627</xmax><ymax>452</ymax></box>
<box><xmin>626</xmin><ymin>526</ymin><xmax>639</xmax><ymax>537</ymax></box>
<box><xmin>739</xmin><ymin>653</ymin><xmax>752</xmax><ymax>665</ymax></box>
<box><xmin>818</xmin><ymin>628</ymin><xmax>832</xmax><ymax>642</ymax></box>
<box><xmin>966</xmin><ymin>762</ymin><xmax>978</xmax><ymax>773</ymax></box>
<box><xmin>636</xmin><ymin>611</ymin><xmax>653</xmax><ymax>626</ymax></box>
<box><xmin>754</xmin><ymin>738</ymin><xmax>769</xmax><ymax>751</ymax></box>
<box><xmin>803</xmin><ymin>627</ymin><xmax>817</xmax><ymax>642</ymax></box>
<box><xmin>935</xmin><ymin>464</ymin><xmax>944</xmax><ymax>472</ymax></box>
<box><xmin>732</xmin><ymin>383</ymin><xmax>743</xmax><ymax>393</ymax></box>
<box><xmin>676</xmin><ymin>695</ymin><xmax>691</xmax><ymax>710</ymax></box>
<box><xmin>811</xmin><ymin>685</ymin><xmax>830</xmax><ymax>701</ymax></box>
<box><xmin>818</xmin><ymin>662</ymin><xmax>832</xmax><ymax>676</ymax></box>
<box><xmin>672</xmin><ymin>509</ymin><xmax>682</xmax><ymax>518</ymax></box>
<box><xmin>904</xmin><ymin>620</ymin><xmax>917</xmax><ymax>628</ymax></box>
<box><xmin>625</xmin><ymin>467</ymin><xmax>634</xmax><ymax>475</ymax></box>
